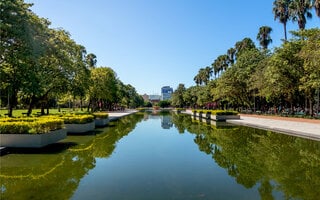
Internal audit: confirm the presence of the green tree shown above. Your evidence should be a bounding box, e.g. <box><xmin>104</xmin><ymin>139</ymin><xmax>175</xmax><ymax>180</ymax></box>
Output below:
<box><xmin>0</xmin><ymin>0</ymin><xmax>39</xmax><ymax>116</ymax></box>
<box><xmin>257</xmin><ymin>26</ymin><xmax>273</xmax><ymax>50</ymax></box>
<box><xmin>289</xmin><ymin>0</ymin><xmax>313</xmax><ymax>30</ymax></box>
<box><xmin>171</xmin><ymin>84</ymin><xmax>186</xmax><ymax>108</ymax></box>
<box><xmin>158</xmin><ymin>100</ymin><xmax>170</xmax><ymax>108</ymax></box>
<box><xmin>296</xmin><ymin>28</ymin><xmax>320</xmax><ymax>114</ymax></box>
<box><xmin>314</xmin><ymin>0</ymin><xmax>320</xmax><ymax>16</ymax></box>
<box><xmin>86</xmin><ymin>53</ymin><xmax>97</xmax><ymax>69</ymax></box>
<box><xmin>227</xmin><ymin>48</ymin><xmax>236</xmax><ymax>66</ymax></box>
<box><xmin>89</xmin><ymin>67</ymin><xmax>117</xmax><ymax>111</ymax></box>
<box><xmin>212</xmin><ymin>48</ymin><xmax>265</xmax><ymax>109</ymax></box>
<box><xmin>211</xmin><ymin>55</ymin><xmax>228</xmax><ymax>78</ymax></box>
<box><xmin>273</xmin><ymin>0</ymin><xmax>291</xmax><ymax>41</ymax></box>
<box><xmin>193</xmin><ymin>67</ymin><xmax>212</xmax><ymax>86</ymax></box>
<box><xmin>262</xmin><ymin>40</ymin><xmax>303</xmax><ymax>111</ymax></box>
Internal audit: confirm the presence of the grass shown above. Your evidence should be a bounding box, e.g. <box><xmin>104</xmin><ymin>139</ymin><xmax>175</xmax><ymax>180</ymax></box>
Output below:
<box><xmin>0</xmin><ymin>108</ymin><xmax>88</xmax><ymax>117</ymax></box>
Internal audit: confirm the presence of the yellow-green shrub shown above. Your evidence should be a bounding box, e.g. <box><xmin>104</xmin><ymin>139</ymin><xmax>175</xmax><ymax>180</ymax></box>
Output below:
<box><xmin>60</xmin><ymin>114</ymin><xmax>94</xmax><ymax>124</ymax></box>
<box><xmin>191</xmin><ymin>109</ymin><xmax>238</xmax><ymax>115</ymax></box>
<box><xmin>92</xmin><ymin>112</ymin><xmax>109</xmax><ymax>119</ymax></box>
<box><xmin>0</xmin><ymin>117</ymin><xmax>64</xmax><ymax>134</ymax></box>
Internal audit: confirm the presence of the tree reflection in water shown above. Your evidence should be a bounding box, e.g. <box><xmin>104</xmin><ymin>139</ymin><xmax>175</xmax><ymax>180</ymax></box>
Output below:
<box><xmin>0</xmin><ymin>113</ymin><xmax>144</xmax><ymax>200</ymax></box>
<box><xmin>171</xmin><ymin>113</ymin><xmax>320</xmax><ymax>200</ymax></box>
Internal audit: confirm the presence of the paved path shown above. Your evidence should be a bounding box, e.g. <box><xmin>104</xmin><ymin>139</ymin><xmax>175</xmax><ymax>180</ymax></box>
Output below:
<box><xmin>183</xmin><ymin>110</ymin><xmax>320</xmax><ymax>141</ymax></box>
<box><xmin>108</xmin><ymin>109</ymin><xmax>138</xmax><ymax>121</ymax></box>
<box><xmin>228</xmin><ymin>115</ymin><xmax>320</xmax><ymax>141</ymax></box>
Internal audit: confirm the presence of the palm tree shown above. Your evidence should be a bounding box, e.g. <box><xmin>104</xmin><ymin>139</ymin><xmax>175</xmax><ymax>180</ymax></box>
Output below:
<box><xmin>86</xmin><ymin>53</ymin><xmax>97</xmax><ymax>69</ymax></box>
<box><xmin>273</xmin><ymin>0</ymin><xmax>291</xmax><ymax>41</ymax></box>
<box><xmin>313</xmin><ymin>0</ymin><xmax>320</xmax><ymax>17</ymax></box>
<box><xmin>194</xmin><ymin>72</ymin><xmax>202</xmax><ymax>86</ymax></box>
<box><xmin>256</xmin><ymin>26</ymin><xmax>273</xmax><ymax>50</ymax></box>
<box><xmin>235</xmin><ymin>38</ymin><xmax>256</xmax><ymax>58</ymax></box>
<box><xmin>212</xmin><ymin>59</ymin><xmax>220</xmax><ymax>78</ymax></box>
<box><xmin>289</xmin><ymin>0</ymin><xmax>313</xmax><ymax>30</ymax></box>
<box><xmin>227</xmin><ymin>48</ymin><xmax>236</xmax><ymax>66</ymax></box>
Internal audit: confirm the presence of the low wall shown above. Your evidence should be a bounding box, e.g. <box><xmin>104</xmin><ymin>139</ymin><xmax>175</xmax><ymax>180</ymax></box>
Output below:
<box><xmin>0</xmin><ymin>129</ymin><xmax>67</xmax><ymax>148</ymax></box>
<box><xmin>211</xmin><ymin>115</ymin><xmax>241</xmax><ymax>121</ymax></box>
<box><xmin>95</xmin><ymin>118</ymin><xmax>109</xmax><ymax>127</ymax></box>
<box><xmin>65</xmin><ymin>121</ymin><xmax>95</xmax><ymax>133</ymax></box>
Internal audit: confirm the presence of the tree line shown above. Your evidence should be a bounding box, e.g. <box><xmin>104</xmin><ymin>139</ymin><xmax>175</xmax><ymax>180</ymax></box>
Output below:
<box><xmin>0</xmin><ymin>0</ymin><xmax>144</xmax><ymax>117</ymax></box>
<box><xmin>171</xmin><ymin>0</ymin><xmax>320</xmax><ymax>116</ymax></box>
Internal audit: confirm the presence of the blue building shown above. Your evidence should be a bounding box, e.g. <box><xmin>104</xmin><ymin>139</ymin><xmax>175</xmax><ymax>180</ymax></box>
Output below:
<box><xmin>161</xmin><ymin>86</ymin><xmax>173</xmax><ymax>101</ymax></box>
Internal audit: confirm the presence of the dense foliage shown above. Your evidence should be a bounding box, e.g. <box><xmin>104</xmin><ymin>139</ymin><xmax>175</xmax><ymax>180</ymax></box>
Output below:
<box><xmin>0</xmin><ymin>117</ymin><xmax>64</xmax><ymax>134</ymax></box>
<box><xmin>0</xmin><ymin>0</ymin><xmax>143</xmax><ymax>117</ymax></box>
<box><xmin>171</xmin><ymin>1</ymin><xmax>320</xmax><ymax>116</ymax></box>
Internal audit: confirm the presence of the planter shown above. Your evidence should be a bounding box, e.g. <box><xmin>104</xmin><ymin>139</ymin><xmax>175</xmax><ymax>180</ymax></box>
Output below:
<box><xmin>205</xmin><ymin>112</ymin><xmax>211</xmax><ymax>119</ymax></box>
<box><xmin>95</xmin><ymin>118</ymin><xmax>109</xmax><ymax>127</ymax></box>
<box><xmin>65</xmin><ymin>121</ymin><xmax>95</xmax><ymax>133</ymax></box>
<box><xmin>210</xmin><ymin>115</ymin><xmax>240</xmax><ymax>121</ymax></box>
<box><xmin>0</xmin><ymin>129</ymin><xmax>67</xmax><ymax>148</ymax></box>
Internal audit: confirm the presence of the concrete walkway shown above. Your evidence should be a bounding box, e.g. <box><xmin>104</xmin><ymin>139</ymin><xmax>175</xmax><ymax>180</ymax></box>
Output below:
<box><xmin>228</xmin><ymin>116</ymin><xmax>320</xmax><ymax>141</ymax></box>
<box><xmin>108</xmin><ymin>109</ymin><xmax>138</xmax><ymax>121</ymax></box>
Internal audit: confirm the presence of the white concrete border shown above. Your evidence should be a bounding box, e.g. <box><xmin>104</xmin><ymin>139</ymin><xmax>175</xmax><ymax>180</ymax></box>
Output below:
<box><xmin>65</xmin><ymin>121</ymin><xmax>95</xmax><ymax>133</ymax></box>
<box><xmin>0</xmin><ymin>129</ymin><xmax>67</xmax><ymax>148</ymax></box>
<box><xmin>95</xmin><ymin>118</ymin><xmax>109</xmax><ymax>127</ymax></box>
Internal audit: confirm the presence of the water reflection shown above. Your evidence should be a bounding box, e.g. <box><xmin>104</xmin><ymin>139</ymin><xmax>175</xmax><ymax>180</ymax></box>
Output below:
<box><xmin>161</xmin><ymin>115</ymin><xmax>173</xmax><ymax>129</ymax></box>
<box><xmin>1</xmin><ymin>112</ymin><xmax>320</xmax><ymax>200</ymax></box>
<box><xmin>0</xmin><ymin>114</ymin><xmax>144</xmax><ymax>200</ymax></box>
<box><xmin>141</xmin><ymin>110</ymin><xmax>173</xmax><ymax>129</ymax></box>
<box><xmin>171</xmin><ymin>113</ymin><xmax>320</xmax><ymax>200</ymax></box>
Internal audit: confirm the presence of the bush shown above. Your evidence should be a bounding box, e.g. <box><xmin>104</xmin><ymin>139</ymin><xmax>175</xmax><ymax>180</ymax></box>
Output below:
<box><xmin>92</xmin><ymin>112</ymin><xmax>109</xmax><ymax>119</ymax></box>
<box><xmin>191</xmin><ymin>109</ymin><xmax>238</xmax><ymax>115</ymax></box>
<box><xmin>210</xmin><ymin>110</ymin><xmax>238</xmax><ymax>115</ymax></box>
<box><xmin>0</xmin><ymin>117</ymin><xmax>64</xmax><ymax>134</ymax></box>
<box><xmin>60</xmin><ymin>114</ymin><xmax>94</xmax><ymax>124</ymax></box>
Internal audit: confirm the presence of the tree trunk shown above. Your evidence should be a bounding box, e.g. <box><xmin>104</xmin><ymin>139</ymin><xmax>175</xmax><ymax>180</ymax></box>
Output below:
<box><xmin>7</xmin><ymin>92</ymin><xmax>17</xmax><ymax>117</ymax></box>
<box><xmin>27</xmin><ymin>96</ymin><xmax>37</xmax><ymax>116</ymax></box>
<box><xmin>283</xmin><ymin>22</ymin><xmax>287</xmax><ymax>41</ymax></box>
<box><xmin>309</xmin><ymin>98</ymin><xmax>313</xmax><ymax>117</ymax></box>
<box><xmin>46</xmin><ymin>103</ymin><xmax>49</xmax><ymax>115</ymax></box>
<box><xmin>80</xmin><ymin>98</ymin><xmax>83</xmax><ymax>111</ymax></box>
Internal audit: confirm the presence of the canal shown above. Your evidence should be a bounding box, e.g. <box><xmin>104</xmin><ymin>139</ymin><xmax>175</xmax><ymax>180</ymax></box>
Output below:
<box><xmin>1</xmin><ymin>111</ymin><xmax>320</xmax><ymax>200</ymax></box>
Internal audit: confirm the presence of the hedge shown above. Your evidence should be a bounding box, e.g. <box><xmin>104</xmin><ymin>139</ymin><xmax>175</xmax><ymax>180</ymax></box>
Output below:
<box><xmin>0</xmin><ymin>117</ymin><xmax>64</xmax><ymax>134</ymax></box>
<box><xmin>60</xmin><ymin>114</ymin><xmax>94</xmax><ymax>124</ymax></box>
<box><xmin>191</xmin><ymin>109</ymin><xmax>238</xmax><ymax>115</ymax></box>
<box><xmin>92</xmin><ymin>112</ymin><xmax>109</xmax><ymax>119</ymax></box>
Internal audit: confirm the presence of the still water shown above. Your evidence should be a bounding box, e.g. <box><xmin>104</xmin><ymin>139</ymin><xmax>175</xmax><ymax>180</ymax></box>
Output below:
<box><xmin>1</xmin><ymin>112</ymin><xmax>320</xmax><ymax>200</ymax></box>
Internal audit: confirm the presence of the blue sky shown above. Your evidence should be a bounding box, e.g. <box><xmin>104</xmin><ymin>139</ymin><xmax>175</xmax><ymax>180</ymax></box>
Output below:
<box><xmin>26</xmin><ymin>0</ymin><xmax>319</xmax><ymax>95</ymax></box>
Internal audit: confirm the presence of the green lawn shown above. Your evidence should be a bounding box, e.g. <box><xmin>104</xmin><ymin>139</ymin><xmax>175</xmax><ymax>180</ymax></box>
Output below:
<box><xmin>0</xmin><ymin>108</ymin><xmax>87</xmax><ymax>117</ymax></box>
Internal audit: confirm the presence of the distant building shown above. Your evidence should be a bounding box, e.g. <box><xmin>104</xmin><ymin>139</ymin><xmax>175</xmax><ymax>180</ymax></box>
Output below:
<box><xmin>161</xmin><ymin>86</ymin><xmax>173</xmax><ymax>101</ymax></box>
<box><xmin>149</xmin><ymin>95</ymin><xmax>161</xmax><ymax>104</ymax></box>
<box><xmin>142</xmin><ymin>94</ymin><xmax>149</xmax><ymax>102</ymax></box>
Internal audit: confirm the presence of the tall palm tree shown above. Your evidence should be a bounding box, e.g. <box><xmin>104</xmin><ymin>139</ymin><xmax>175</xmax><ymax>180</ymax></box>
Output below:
<box><xmin>289</xmin><ymin>0</ymin><xmax>313</xmax><ymax>30</ymax></box>
<box><xmin>212</xmin><ymin>59</ymin><xmax>220</xmax><ymax>78</ymax></box>
<box><xmin>204</xmin><ymin>66</ymin><xmax>213</xmax><ymax>82</ymax></box>
<box><xmin>313</xmin><ymin>0</ymin><xmax>320</xmax><ymax>17</ymax></box>
<box><xmin>227</xmin><ymin>48</ymin><xmax>236</xmax><ymax>66</ymax></box>
<box><xmin>256</xmin><ymin>26</ymin><xmax>273</xmax><ymax>50</ymax></box>
<box><xmin>273</xmin><ymin>0</ymin><xmax>291</xmax><ymax>41</ymax></box>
